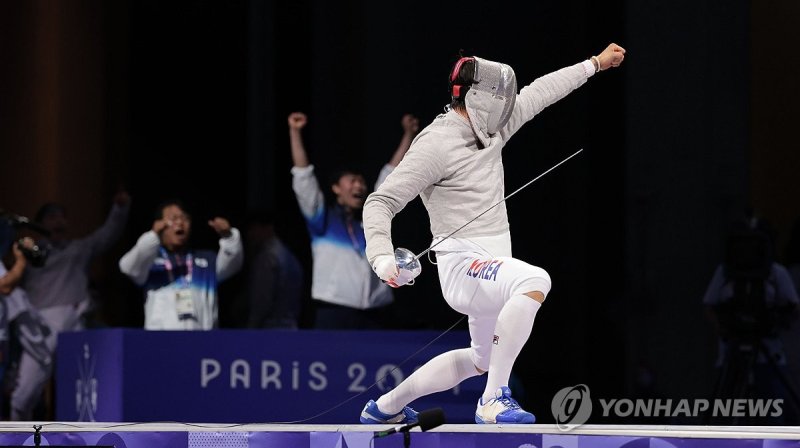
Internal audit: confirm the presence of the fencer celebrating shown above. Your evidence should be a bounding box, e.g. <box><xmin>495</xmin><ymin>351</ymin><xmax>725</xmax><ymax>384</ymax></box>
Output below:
<box><xmin>360</xmin><ymin>43</ymin><xmax>625</xmax><ymax>424</ymax></box>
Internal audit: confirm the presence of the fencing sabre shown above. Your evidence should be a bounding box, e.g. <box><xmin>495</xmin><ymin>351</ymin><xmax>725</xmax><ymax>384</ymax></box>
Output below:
<box><xmin>391</xmin><ymin>148</ymin><xmax>584</xmax><ymax>286</ymax></box>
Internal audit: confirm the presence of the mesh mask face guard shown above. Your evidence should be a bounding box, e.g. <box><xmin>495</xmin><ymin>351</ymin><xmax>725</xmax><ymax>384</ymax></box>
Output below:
<box><xmin>464</xmin><ymin>56</ymin><xmax>517</xmax><ymax>142</ymax></box>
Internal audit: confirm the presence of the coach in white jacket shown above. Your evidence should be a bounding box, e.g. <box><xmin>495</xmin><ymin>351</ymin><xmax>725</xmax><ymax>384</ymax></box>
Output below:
<box><xmin>120</xmin><ymin>199</ymin><xmax>243</xmax><ymax>330</ymax></box>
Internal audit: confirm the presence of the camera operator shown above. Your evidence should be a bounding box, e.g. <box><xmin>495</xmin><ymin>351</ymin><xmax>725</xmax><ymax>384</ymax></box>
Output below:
<box><xmin>0</xmin><ymin>239</ymin><xmax>31</xmax><ymax>296</ymax></box>
<box><xmin>10</xmin><ymin>191</ymin><xmax>131</xmax><ymax>420</ymax></box>
<box><xmin>703</xmin><ymin>213</ymin><xmax>800</xmax><ymax>424</ymax></box>
<box><xmin>0</xmin><ymin>215</ymin><xmax>52</xmax><ymax>421</ymax></box>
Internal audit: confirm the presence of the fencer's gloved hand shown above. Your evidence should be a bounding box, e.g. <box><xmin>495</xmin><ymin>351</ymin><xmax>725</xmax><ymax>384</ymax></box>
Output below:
<box><xmin>373</xmin><ymin>254</ymin><xmax>400</xmax><ymax>288</ymax></box>
<box><xmin>373</xmin><ymin>248</ymin><xmax>423</xmax><ymax>288</ymax></box>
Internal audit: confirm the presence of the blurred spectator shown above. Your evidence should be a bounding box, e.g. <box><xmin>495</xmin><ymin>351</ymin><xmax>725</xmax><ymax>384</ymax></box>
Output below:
<box><xmin>0</xmin><ymin>224</ymin><xmax>30</xmax><ymax>296</ymax></box>
<box><xmin>787</xmin><ymin>217</ymin><xmax>800</xmax><ymax>286</ymax></box>
<box><xmin>783</xmin><ymin>216</ymin><xmax>800</xmax><ymax>399</ymax></box>
<box><xmin>287</xmin><ymin>112</ymin><xmax>419</xmax><ymax>329</ymax></box>
<box><xmin>239</xmin><ymin>210</ymin><xmax>304</xmax><ymax>329</ymax></box>
<box><xmin>0</xmin><ymin>224</ymin><xmax>36</xmax><ymax>420</ymax></box>
<box><xmin>1</xmin><ymin>245</ymin><xmax>50</xmax><ymax>422</ymax></box>
<box><xmin>703</xmin><ymin>211</ymin><xmax>800</xmax><ymax>424</ymax></box>
<box><xmin>10</xmin><ymin>192</ymin><xmax>130</xmax><ymax>420</ymax></box>
<box><xmin>119</xmin><ymin>199</ymin><xmax>243</xmax><ymax>330</ymax></box>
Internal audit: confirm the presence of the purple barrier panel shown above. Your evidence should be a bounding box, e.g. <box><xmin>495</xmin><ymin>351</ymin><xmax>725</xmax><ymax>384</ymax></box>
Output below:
<box><xmin>473</xmin><ymin>433</ymin><xmax>543</xmax><ymax>448</ymax></box>
<box><xmin>575</xmin><ymin>434</ymin><xmax>648</xmax><ymax>448</ymax></box>
<box><xmin>78</xmin><ymin>429</ymin><xmax>188</xmax><ymax>448</ymax></box>
<box><xmin>339</xmin><ymin>430</ymin><xmax>378</xmax><ymax>448</ymax></box>
<box><xmin>372</xmin><ymin>432</ymin><xmax>543</xmax><ymax>448</ymax></box>
<box><xmin>542</xmin><ymin>432</ymin><xmax>579</xmax><ymax>448</ymax></box>
<box><xmin>430</xmin><ymin>432</ymin><xmax>460</xmax><ymax>448</ymax></box>
<box><xmin>372</xmin><ymin>432</ymin><xmax>444</xmax><ymax>448</ymax></box>
<box><xmin>0</xmin><ymin>433</ymin><xmax>30</xmax><ymax>446</ymax></box>
<box><xmin>28</xmin><ymin>432</ymin><xmax>89</xmax><ymax>445</ymax></box>
<box><xmin>648</xmin><ymin>437</ymin><xmax>714</xmax><ymax>448</ymax></box>
<box><xmin>239</xmin><ymin>434</ymin><xmax>794</xmax><ymax>448</ymax></box>
<box><xmin>364</xmin><ymin>429</ymin><xmax>492</xmax><ymax>448</ymax></box>
<box><xmin>57</xmin><ymin>329</ymin><xmax>484</xmax><ymax>423</ymax></box>
<box><xmin>309</xmin><ymin>431</ymin><xmax>342</xmax><ymax>448</ymax></box>
<box><xmin>670</xmin><ymin>438</ymin><xmax>766</xmax><ymax>448</ymax></box>
<box><xmin>2</xmin><ymin>431</ymin><xmax>800</xmax><ymax>448</ymax></box>
<box><xmin>0</xmin><ymin>431</ymin><xmax>187</xmax><ymax>447</ymax></box>
<box><xmin>248</xmin><ymin>431</ymin><xmax>309</xmax><ymax>447</ymax></box>
<box><xmin>188</xmin><ymin>431</ymin><xmax>249</xmax><ymax>447</ymax></box>
<box><xmin>56</xmin><ymin>330</ymin><xmax>125</xmax><ymax>421</ymax></box>
<box><xmin>567</xmin><ymin>436</ymin><xmax>780</xmax><ymax>448</ymax></box>
<box><xmin>649</xmin><ymin>438</ymin><xmax>698</xmax><ymax>448</ymax></box>
<box><xmin>764</xmin><ymin>441</ymin><xmax>800</xmax><ymax>448</ymax></box>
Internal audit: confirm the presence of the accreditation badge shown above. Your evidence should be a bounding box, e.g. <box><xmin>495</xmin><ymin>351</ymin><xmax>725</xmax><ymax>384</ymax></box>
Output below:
<box><xmin>175</xmin><ymin>287</ymin><xmax>196</xmax><ymax>320</ymax></box>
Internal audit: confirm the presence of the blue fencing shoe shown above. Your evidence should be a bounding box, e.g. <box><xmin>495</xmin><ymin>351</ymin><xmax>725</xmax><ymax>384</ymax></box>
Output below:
<box><xmin>360</xmin><ymin>399</ymin><xmax>419</xmax><ymax>424</ymax></box>
<box><xmin>475</xmin><ymin>386</ymin><xmax>535</xmax><ymax>424</ymax></box>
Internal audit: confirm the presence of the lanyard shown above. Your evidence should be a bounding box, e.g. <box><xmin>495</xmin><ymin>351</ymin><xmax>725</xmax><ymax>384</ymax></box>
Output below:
<box><xmin>159</xmin><ymin>247</ymin><xmax>193</xmax><ymax>284</ymax></box>
<box><xmin>345</xmin><ymin>216</ymin><xmax>364</xmax><ymax>256</ymax></box>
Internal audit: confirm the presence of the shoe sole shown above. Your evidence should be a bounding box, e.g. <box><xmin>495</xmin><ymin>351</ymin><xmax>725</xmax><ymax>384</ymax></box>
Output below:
<box><xmin>475</xmin><ymin>414</ymin><xmax>493</xmax><ymax>424</ymax></box>
<box><xmin>475</xmin><ymin>413</ymin><xmax>535</xmax><ymax>424</ymax></box>
<box><xmin>360</xmin><ymin>409</ymin><xmax>409</xmax><ymax>424</ymax></box>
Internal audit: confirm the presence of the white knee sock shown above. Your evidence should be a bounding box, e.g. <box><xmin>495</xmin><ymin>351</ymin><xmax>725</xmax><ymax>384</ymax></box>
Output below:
<box><xmin>377</xmin><ymin>348</ymin><xmax>480</xmax><ymax>415</ymax></box>
<box><xmin>482</xmin><ymin>294</ymin><xmax>541</xmax><ymax>403</ymax></box>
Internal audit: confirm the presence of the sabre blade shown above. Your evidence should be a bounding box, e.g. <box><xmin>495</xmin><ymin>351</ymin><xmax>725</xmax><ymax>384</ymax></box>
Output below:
<box><xmin>413</xmin><ymin>148</ymin><xmax>584</xmax><ymax>262</ymax></box>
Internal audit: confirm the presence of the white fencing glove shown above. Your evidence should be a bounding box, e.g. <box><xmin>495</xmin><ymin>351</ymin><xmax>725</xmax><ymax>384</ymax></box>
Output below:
<box><xmin>372</xmin><ymin>248</ymin><xmax>422</xmax><ymax>288</ymax></box>
<box><xmin>373</xmin><ymin>254</ymin><xmax>400</xmax><ymax>287</ymax></box>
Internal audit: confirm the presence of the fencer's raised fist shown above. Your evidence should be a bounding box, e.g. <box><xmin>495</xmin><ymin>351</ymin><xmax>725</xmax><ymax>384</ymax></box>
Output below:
<box><xmin>373</xmin><ymin>254</ymin><xmax>400</xmax><ymax>288</ymax></box>
<box><xmin>288</xmin><ymin>112</ymin><xmax>307</xmax><ymax>130</ymax></box>
<box><xmin>597</xmin><ymin>43</ymin><xmax>626</xmax><ymax>71</ymax></box>
<box><xmin>402</xmin><ymin>114</ymin><xmax>419</xmax><ymax>135</ymax></box>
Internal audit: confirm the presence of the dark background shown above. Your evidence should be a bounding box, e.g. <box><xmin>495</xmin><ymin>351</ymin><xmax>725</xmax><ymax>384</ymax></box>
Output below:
<box><xmin>1</xmin><ymin>0</ymin><xmax>799</xmax><ymax>423</ymax></box>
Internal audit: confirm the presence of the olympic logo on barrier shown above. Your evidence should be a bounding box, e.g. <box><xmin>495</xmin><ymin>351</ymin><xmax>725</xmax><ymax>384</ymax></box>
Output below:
<box><xmin>551</xmin><ymin>384</ymin><xmax>593</xmax><ymax>431</ymax></box>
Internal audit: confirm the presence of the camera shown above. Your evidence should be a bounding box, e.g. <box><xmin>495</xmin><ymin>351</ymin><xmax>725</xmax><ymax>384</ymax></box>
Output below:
<box><xmin>16</xmin><ymin>238</ymin><xmax>49</xmax><ymax>267</ymax></box>
<box><xmin>1</xmin><ymin>209</ymin><xmax>51</xmax><ymax>268</ymax></box>
<box><xmin>710</xmin><ymin>220</ymin><xmax>791</xmax><ymax>343</ymax></box>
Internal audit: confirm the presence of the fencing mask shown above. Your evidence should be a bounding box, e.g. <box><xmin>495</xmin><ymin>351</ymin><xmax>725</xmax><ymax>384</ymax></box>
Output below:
<box><xmin>464</xmin><ymin>56</ymin><xmax>517</xmax><ymax>145</ymax></box>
